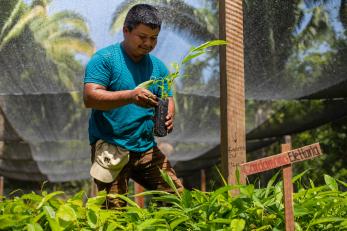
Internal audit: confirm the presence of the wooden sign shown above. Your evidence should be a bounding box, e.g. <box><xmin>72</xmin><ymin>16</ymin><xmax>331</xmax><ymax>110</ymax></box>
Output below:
<box><xmin>240</xmin><ymin>143</ymin><xmax>322</xmax><ymax>175</ymax></box>
<box><xmin>239</xmin><ymin>142</ymin><xmax>323</xmax><ymax>231</ymax></box>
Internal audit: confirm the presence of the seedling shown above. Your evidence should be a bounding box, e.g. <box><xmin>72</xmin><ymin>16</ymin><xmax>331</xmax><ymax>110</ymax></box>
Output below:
<box><xmin>137</xmin><ymin>40</ymin><xmax>227</xmax><ymax>99</ymax></box>
<box><xmin>137</xmin><ymin>40</ymin><xmax>227</xmax><ymax>137</ymax></box>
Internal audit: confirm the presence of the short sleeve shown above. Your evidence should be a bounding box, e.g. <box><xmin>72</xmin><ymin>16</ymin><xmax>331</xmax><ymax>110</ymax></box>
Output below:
<box><xmin>84</xmin><ymin>54</ymin><xmax>111</xmax><ymax>87</ymax></box>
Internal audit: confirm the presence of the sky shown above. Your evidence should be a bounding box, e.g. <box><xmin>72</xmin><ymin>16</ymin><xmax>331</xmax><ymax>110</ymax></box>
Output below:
<box><xmin>46</xmin><ymin>0</ymin><xmax>199</xmax><ymax>66</ymax></box>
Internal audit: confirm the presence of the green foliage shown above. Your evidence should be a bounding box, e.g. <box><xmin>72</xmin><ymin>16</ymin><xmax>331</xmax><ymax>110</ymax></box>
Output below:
<box><xmin>137</xmin><ymin>40</ymin><xmax>227</xmax><ymax>99</ymax></box>
<box><xmin>290</xmin><ymin>116</ymin><xmax>347</xmax><ymax>185</ymax></box>
<box><xmin>0</xmin><ymin>173</ymin><xmax>346</xmax><ymax>230</ymax></box>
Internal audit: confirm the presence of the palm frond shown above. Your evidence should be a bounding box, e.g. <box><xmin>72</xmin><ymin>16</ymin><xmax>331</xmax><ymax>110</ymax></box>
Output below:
<box><xmin>31</xmin><ymin>11</ymin><xmax>89</xmax><ymax>35</ymax></box>
<box><xmin>47</xmin><ymin>35</ymin><xmax>94</xmax><ymax>56</ymax></box>
<box><xmin>0</xmin><ymin>5</ymin><xmax>45</xmax><ymax>50</ymax></box>
<box><xmin>31</xmin><ymin>0</ymin><xmax>51</xmax><ymax>8</ymax></box>
<box><xmin>293</xmin><ymin>6</ymin><xmax>331</xmax><ymax>48</ymax></box>
<box><xmin>0</xmin><ymin>0</ymin><xmax>26</xmax><ymax>41</ymax></box>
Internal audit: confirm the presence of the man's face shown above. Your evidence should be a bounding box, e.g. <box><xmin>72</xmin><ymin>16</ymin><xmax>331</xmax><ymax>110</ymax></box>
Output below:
<box><xmin>123</xmin><ymin>24</ymin><xmax>160</xmax><ymax>57</ymax></box>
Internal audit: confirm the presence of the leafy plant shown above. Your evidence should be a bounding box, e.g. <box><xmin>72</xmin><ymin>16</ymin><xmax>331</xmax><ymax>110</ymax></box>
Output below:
<box><xmin>137</xmin><ymin>40</ymin><xmax>227</xmax><ymax>99</ymax></box>
<box><xmin>0</xmin><ymin>171</ymin><xmax>346</xmax><ymax>230</ymax></box>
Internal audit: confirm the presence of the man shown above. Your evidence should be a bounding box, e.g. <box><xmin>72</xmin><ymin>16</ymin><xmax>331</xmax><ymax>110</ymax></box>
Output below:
<box><xmin>83</xmin><ymin>4</ymin><xmax>183</xmax><ymax>208</ymax></box>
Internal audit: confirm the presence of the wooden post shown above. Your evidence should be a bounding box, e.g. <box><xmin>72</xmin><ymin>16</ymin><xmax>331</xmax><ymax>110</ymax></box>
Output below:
<box><xmin>220</xmin><ymin>0</ymin><xmax>246</xmax><ymax>185</ymax></box>
<box><xmin>134</xmin><ymin>182</ymin><xmax>144</xmax><ymax>208</ymax></box>
<box><xmin>201</xmin><ymin>169</ymin><xmax>206</xmax><ymax>192</ymax></box>
<box><xmin>282</xmin><ymin>143</ymin><xmax>295</xmax><ymax>231</ymax></box>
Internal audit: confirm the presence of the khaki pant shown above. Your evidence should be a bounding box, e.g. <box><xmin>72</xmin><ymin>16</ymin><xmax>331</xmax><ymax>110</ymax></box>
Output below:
<box><xmin>91</xmin><ymin>145</ymin><xmax>183</xmax><ymax>208</ymax></box>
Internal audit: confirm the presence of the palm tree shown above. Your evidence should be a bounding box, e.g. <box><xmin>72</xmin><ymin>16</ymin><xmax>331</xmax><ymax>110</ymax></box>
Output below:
<box><xmin>0</xmin><ymin>0</ymin><xmax>94</xmax><ymax>182</ymax></box>
<box><xmin>286</xmin><ymin>0</ymin><xmax>347</xmax><ymax>99</ymax></box>
<box><xmin>30</xmin><ymin>10</ymin><xmax>94</xmax><ymax>89</ymax></box>
<box><xmin>1</xmin><ymin>0</ymin><xmax>94</xmax><ymax>90</ymax></box>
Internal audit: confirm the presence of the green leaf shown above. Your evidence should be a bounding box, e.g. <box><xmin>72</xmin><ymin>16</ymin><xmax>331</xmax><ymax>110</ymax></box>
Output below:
<box><xmin>47</xmin><ymin>218</ymin><xmax>62</xmax><ymax>231</ymax></box>
<box><xmin>336</xmin><ymin>178</ymin><xmax>347</xmax><ymax>188</ymax></box>
<box><xmin>87</xmin><ymin>210</ymin><xmax>98</xmax><ymax>228</ymax></box>
<box><xmin>230</xmin><ymin>219</ymin><xmax>245</xmax><ymax>231</ymax></box>
<box><xmin>292</xmin><ymin>169</ymin><xmax>310</xmax><ymax>183</ymax></box>
<box><xmin>252</xmin><ymin>225</ymin><xmax>272</xmax><ymax>230</ymax></box>
<box><xmin>214</xmin><ymin>166</ymin><xmax>228</xmax><ymax>186</ymax></box>
<box><xmin>154</xmin><ymin>194</ymin><xmax>182</xmax><ymax>207</ymax></box>
<box><xmin>43</xmin><ymin>205</ymin><xmax>56</xmax><ymax>219</ymax></box>
<box><xmin>310</xmin><ymin>217</ymin><xmax>347</xmax><ymax>225</ymax></box>
<box><xmin>36</xmin><ymin>191</ymin><xmax>64</xmax><ymax>209</ymax></box>
<box><xmin>210</xmin><ymin>218</ymin><xmax>233</xmax><ymax>224</ymax></box>
<box><xmin>182</xmin><ymin>189</ymin><xmax>192</xmax><ymax>208</ymax></box>
<box><xmin>138</xmin><ymin>218</ymin><xmax>166</xmax><ymax>230</ymax></box>
<box><xmin>33</xmin><ymin>211</ymin><xmax>45</xmax><ymax>223</ymax></box>
<box><xmin>106</xmin><ymin>221</ymin><xmax>126</xmax><ymax>231</ymax></box>
<box><xmin>170</xmin><ymin>216</ymin><xmax>189</xmax><ymax>229</ymax></box>
<box><xmin>107</xmin><ymin>193</ymin><xmax>139</xmax><ymax>208</ymax></box>
<box><xmin>190</xmin><ymin>40</ymin><xmax>227</xmax><ymax>52</ymax></box>
<box><xmin>0</xmin><ymin>215</ymin><xmax>17</xmax><ymax>229</ymax></box>
<box><xmin>136</xmin><ymin>79</ymin><xmax>155</xmax><ymax>89</ymax></box>
<box><xmin>235</xmin><ymin>167</ymin><xmax>241</xmax><ymax>184</ymax></box>
<box><xmin>133</xmin><ymin>190</ymin><xmax>171</xmax><ymax>197</ymax></box>
<box><xmin>182</xmin><ymin>50</ymin><xmax>205</xmax><ymax>64</ymax></box>
<box><xmin>294</xmin><ymin>222</ymin><xmax>304</xmax><ymax>231</ymax></box>
<box><xmin>26</xmin><ymin>223</ymin><xmax>43</xmax><ymax>231</ymax></box>
<box><xmin>339</xmin><ymin>220</ymin><xmax>347</xmax><ymax>228</ymax></box>
<box><xmin>265</xmin><ymin>170</ymin><xmax>280</xmax><ymax>197</ymax></box>
<box><xmin>43</xmin><ymin>207</ymin><xmax>62</xmax><ymax>231</ymax></box>
<box><xmin>211</xmin><ymin>185</ymin><xmax>238</xmax><ymax>199</ymax></box>
<box><xmin>56</xmin><ymin>204</ymin><xmax>77</xmax><ymax>222</ymax></box>
<box><xmin>324</xmin><ymin>174</ymin><xmax>338</xmax><ymax>191</ymax></box>
<box><xmin>67</xmin><ymin>190</ymin><xmax>85</xmax><ymax>207</ymax></box>
<box><xmin>21</xmin><ymin>192</ymin><xmax>43</xmax><ymax>202</ymax></box>
<box><xmin>240</xmin><ymin>184</ymin><xmax>254</xmax><ymax>197</ymax></box>
<box><xmin>86</xmin><ymin>190</ymin><xmax>106</xmax><ymax>208</ymax></box>
<box><xmin>159</xmin><ymin>169</ymin><xmax>181</xmax><ymax>199</ymax></box>
<box><xmin>294</xmin><ymin>205</ymin><xmax>310</xmax><ymax>216</ymax></box>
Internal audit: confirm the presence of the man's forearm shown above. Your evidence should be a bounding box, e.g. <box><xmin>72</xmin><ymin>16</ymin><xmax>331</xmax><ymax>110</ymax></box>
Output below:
<box><xmin>84</xmin><ymin>88</ymin><xmax>134</xmax><ymax>111</ymax></box>
<box><xmin>84</xmin><ymin>83</ymin><xmax>158</xmax><ymax>110</ymax></box>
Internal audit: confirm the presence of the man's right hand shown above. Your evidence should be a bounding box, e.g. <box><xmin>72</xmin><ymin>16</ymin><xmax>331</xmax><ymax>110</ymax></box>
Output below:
<box><xmin>131</xmin><ymin>88</ymin><xmax>158</xmax><ymax>108</ymax></box>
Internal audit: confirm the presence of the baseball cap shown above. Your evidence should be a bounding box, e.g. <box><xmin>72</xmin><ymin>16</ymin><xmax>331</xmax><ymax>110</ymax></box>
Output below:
<box><xmin>90</xmin><ymin>140</ymin><xmax>130</xmax><ymax>183</ymax></box>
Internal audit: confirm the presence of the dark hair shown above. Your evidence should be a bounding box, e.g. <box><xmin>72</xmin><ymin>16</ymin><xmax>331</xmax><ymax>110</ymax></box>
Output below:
<box><xmin>124</xmin><ymin>4</ymin><xmax>162</xmax><ymax>31</ymax></box>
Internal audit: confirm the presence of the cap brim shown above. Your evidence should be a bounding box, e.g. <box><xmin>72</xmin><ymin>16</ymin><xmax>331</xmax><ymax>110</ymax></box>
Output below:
<box><xmin>90</xmin><ymin>162</ymin><xmax>121</xmax><ymax>183</ymax></box>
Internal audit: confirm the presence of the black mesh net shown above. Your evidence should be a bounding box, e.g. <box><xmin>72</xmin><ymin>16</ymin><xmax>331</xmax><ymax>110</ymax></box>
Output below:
<box><xmin>0</xmin><ymin>0</ymin><xmax>346</xmax><ymax>181</ymax></box>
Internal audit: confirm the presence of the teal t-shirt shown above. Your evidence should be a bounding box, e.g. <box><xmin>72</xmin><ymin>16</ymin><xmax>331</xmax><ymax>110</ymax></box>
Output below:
<box><xmin>84</xmin><ymin>43</ymin><xmax>171</xmax><ymax>152</ymax></box>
